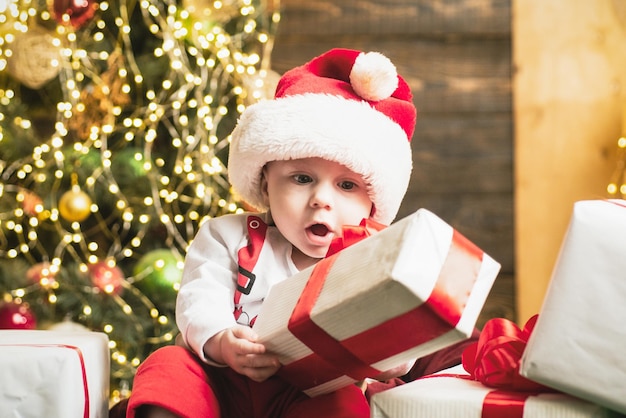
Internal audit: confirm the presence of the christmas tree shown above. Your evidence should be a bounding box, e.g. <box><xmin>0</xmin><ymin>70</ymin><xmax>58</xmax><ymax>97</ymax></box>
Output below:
<box><xmin>0</xmin><ymin>0</ymin><xmax>280</xmax><ymax>399</ymax></box>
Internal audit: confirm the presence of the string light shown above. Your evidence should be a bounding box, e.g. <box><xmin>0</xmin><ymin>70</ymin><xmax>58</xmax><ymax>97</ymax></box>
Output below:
<box><xmin>0</xmin><ymin>0</ymin><xmax>280</xmax><ymax>396</ymax></box>
<box><xmin>607</xmin><ymin>136</ymin><xmax>626</xmax><ymax>198</ymax></box>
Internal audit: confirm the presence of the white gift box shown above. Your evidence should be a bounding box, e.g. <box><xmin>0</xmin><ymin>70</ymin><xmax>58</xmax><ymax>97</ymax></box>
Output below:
<box><xmin>370</xmin><ymin>365</ymin><xmax>619</xmax><ymax>418</ymax></box>
<box><xmin>520</xmin><ymin>199</ymin><xmax>626</xmax><ymax>414</ymax></box>
<box><xmin>254</xmin><ymin>209</ymin><xmax>500</xmax><ymax>397</ymax></box>
<box><xmin>0</xmin><ymin>330</ymin><xmax>110</xmax><ymax>418</ymax></box>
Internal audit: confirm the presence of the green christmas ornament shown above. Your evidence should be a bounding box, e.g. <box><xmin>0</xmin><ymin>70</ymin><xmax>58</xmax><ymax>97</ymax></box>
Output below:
<box><xmin>133</xmin><ymin>249</ymin><xmax>183</xmax><ymax>297</ymax></box>
<box><xmin>62</xmin><ymin>145</ymin><xmax>102</xmax><ymax>175</ymax></box>
<box><xmin>110</xmin><ymin>148</ymin><xmax>147</xmax><ymax>180</ymax></box>
<box><xmin>110</xmin><ymin>148</ymin><xmax>151</xmax><ymax>196</ymax></box>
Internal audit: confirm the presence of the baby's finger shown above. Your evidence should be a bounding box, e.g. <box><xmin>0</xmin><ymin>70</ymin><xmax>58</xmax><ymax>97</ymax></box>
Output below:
<box><xmin>244</xmin><ymin>353</ymin><xmax>280</xmax><ymax>369</ymax></box>
<box><xmin>241</xmin><ymin>357</ymin><xmax>281</xmax><ymax>382</ymax></box>
<box><xmin>230</xmin><ymin>325</ymin><xmax>259</xmax><ymax>342</ymax></box>
<box><xmin>233</xmin><ymin>337</ymin><xmax>266</xmax><ymax>356</ymax></box>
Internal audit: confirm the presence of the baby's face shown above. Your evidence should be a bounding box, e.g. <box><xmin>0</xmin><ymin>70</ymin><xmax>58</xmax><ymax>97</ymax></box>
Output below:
<box><xmin>261</xmin><ymin>157</ymin><xmax>373</xmax><ymax>269</ymax></box>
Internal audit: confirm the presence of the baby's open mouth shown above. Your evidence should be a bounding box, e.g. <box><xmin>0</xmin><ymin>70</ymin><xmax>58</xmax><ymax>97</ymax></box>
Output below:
<box><xmin>309</xmin><ymin>223</ymin><xmax>330</xmax><ymax>237</ymax></box>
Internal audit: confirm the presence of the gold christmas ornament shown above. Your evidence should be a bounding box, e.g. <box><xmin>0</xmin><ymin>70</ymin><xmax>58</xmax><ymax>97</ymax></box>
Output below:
<box><xmin>58</xmin><ymin>186</ymin><xmax>93</xmax><ymax>222</ymax></box>
<box><xmin>5</xmin><ymin>25</ymin><xmax>63</xmax><ymax>89</ymax></box>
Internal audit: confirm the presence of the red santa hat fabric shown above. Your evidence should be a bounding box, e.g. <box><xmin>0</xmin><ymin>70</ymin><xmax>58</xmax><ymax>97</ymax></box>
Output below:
<box><xmin>228</xmin><ymin>48</ymin><xmax>417</xmax><ymax>225</ymax></box>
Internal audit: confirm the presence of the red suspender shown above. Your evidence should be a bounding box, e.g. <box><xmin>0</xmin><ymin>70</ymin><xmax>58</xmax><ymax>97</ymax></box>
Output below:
<box><xmin>234</xmin><ymin>215</ymin><xmax>267</xmax><ymax>306</ymax></box>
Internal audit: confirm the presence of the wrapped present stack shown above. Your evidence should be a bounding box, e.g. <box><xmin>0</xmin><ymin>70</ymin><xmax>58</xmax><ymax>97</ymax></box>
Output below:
<box><xmin>371</xmin><ymin>200</ymin><xmax>626</xmax><ymax>417</ymax></box>
<box><xmin>371</xmin><ymin>315</ymin><xmax>622</xmax><ymax>417</ymax></box>
<box><xmin>0</xmin><ymin>330</ymin><xmax>110</xmax><ymax>418</ymax></box>
<box><xmin>254</xmin><ymin>208</ymin><xmax>501</xmax><ymax>397</ymax></box>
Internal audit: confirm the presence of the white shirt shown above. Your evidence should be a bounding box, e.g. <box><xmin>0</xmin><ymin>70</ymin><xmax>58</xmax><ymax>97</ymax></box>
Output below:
<box><xmin>176</xmin><ymin>212</ymin><xmax>300</xmax><ymax>363</ymax></box>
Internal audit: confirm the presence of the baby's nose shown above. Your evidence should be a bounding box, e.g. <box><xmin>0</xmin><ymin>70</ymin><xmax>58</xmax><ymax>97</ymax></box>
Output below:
<box><xmin>309</xmin><ymin>184</ymin><xmax>334</xmax><ymax>208</ymax></box>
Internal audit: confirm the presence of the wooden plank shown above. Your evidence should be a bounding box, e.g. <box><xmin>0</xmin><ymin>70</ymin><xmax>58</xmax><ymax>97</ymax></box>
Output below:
<box><xmin>415</xmin><ymin>114</ymin><xmax>512</xmax><ymax>160</ymax></box>
<box><xmin>411</xmin><ymin>157</ymin><xmax>511</xmax><ymax>194</ymax></box>
<box><xmin>411</xmin><ymin>113</ymin><xmax>512</xmax><ymax>193</ymax></box>
<box><xmin>271</xmin><ymin>38</ymin><xmax>511</xmax><ymax>114</ymax></box>
<box><xmin>276</xmin><ymin>0</ymin><xmax>511</xmax><ymax>36</ymax></box>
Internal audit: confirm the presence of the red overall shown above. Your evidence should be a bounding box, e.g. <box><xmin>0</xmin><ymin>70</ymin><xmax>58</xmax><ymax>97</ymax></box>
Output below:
<box><xmin>126</xmin><ymin>216</ymin><xmax>370</xmax><ymax>418</ymax></box>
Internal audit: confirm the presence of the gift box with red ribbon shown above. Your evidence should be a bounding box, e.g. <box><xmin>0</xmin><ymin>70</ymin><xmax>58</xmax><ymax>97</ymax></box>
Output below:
<box><xmin>370</xmin><ymin>367</ymin><xmax>618</xmax><ymax>418</ymax></box>
<box><xmin>520</xmin><ymin>199</ymin><xmax>626</xmax><ymax>414</ymax></box>
<box><xmin>0</xmin><ymin>330</ymin><xmax>110</xmax><ymax>418</ymax></box>
<box><xmin>254</xmin><ymin>209</ymin><xmax>500</xmax><ymax>397</ymax></box>
<box><xmin>370</xmin><ymin>316</ymin><xmax>619</xmax><ymax>418</ymax></box>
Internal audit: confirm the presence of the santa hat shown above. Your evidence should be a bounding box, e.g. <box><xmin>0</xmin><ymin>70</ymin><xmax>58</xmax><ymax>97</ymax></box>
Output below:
<box><xmin>228</xmin><ymin>48</ymin><xmax>417</xmax><ymax>225</ymax></box>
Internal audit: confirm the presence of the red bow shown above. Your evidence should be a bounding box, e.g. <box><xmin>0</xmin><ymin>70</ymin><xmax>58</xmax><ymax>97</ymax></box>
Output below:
<box><xmin>462</xmin><ymin>315</ymin><xmax>551</xmax><ymax>392</ymax></box>
<box><xmin>325</xmin><ymin>218</ymin><xmax>386</xmax><ymax>257</ymax></box>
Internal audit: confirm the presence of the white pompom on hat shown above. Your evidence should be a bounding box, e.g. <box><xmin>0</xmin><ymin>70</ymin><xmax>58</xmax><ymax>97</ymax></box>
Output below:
<box><xmin>228</xmin><ymin>48</ymin><xmax>417</xmax><ymax>225</ymax></box>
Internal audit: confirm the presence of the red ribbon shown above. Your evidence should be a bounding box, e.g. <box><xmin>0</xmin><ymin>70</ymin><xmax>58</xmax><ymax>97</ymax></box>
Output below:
<box><xmin>62</xmin><ymin>344</ymin><xmax>91</xmax><ymax>418</ymax></box>
<box><xmin>422</xmin><ymin>316</ymin><xmax>549</xmax><ymax>418</ymax></box>
<box><xmin>1</xmin><ymin>344</ymin><xmax>90</xmax><ymax>418</ymax></box>
<box><xmin>281</xmin><ymin>225</ymin><xmax>484</xmax><ymax>394</ymax></box>
<box><xmin>461</xmin><ymin>314</ymin><xmax>555</xmax><ymax>417</ymax></box>
<box><xmin>462</xmin><ymin>315</ymin><xmax>550</xmax><ymax>392</ymax></box>
<box><xmin>325</xmin><ymin>218</ymin><xmax>386</xmax><ymax>257</ymax></box>
<box><xmin>422</xmin><ymin>373</ymin><xmax>535</xmax><ymax>418</ymax></box>
<box><xmin>482</xmin><ymin>390</ymin><xmax>530</xmax><ymax>418</ymax></box>
<box><xmin>606</xmin><ymin>199</ymin><xmax>626</xmax><ymax>209</ymax></box>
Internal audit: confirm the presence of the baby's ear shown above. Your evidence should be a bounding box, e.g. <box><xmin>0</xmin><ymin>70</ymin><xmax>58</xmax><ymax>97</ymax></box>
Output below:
<box><xmin>260</xmin><ymin>166</ymin><xmax>270</xmax><ymax>206</ymax></box>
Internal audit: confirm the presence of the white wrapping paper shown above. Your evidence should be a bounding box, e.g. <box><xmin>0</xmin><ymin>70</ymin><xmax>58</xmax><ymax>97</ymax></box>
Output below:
<box><xmin>370</xmin><ymin>366</ymin><xmax>619</xmax><ymax>418</ymax></box>
<box><xmin>254</xmin><ymin>209</ymin><xmax>500</xmax><ymax>397</ymax></box>
<box><xmin>520</xmin><ymin>199</ymin><xmax>626</xmax><ymax>414</ymax></box>
<box><xmin>0</xmin><ymin>330</ymin><xmax>110</xmax><ymax>418</ymax></box>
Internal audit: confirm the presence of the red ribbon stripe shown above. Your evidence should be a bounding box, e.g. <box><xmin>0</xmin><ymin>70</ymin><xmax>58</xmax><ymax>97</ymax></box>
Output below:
<box><xmin>483</xmin><ymin>390</ymin><xmax>530</xmax><ymax>418</ymax></box>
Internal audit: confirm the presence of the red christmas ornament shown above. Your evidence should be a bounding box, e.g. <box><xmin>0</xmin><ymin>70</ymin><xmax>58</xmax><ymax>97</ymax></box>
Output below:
<box><xmin>19</xmin><ymin>190</ymin><xmax>44</xmax><ymax>218</ymax></box>
<box><xmin>88</xmin><ymin>260</ymin><xmax>124</xmax><ymax>294</ymax></box>
<box><xmin>26</xmin><ymin>262</ymin><xmax>58</xmax><ymax>288</ymax></box>
<box><xmin>0</xmin><ymin>301</ymin><xmax>37</xmax><ymax>330</ymax></box>
<box><xmin>51</xmin><ymin>0</ymin><xmax>97</xmax><ymax>29</ymax></box>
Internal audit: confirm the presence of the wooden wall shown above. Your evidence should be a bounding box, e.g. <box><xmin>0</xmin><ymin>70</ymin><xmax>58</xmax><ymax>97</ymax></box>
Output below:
<box><xmin>270</xmin><ymin>0</ymin><xmax>514</xmax><ymax>327</ymax></box>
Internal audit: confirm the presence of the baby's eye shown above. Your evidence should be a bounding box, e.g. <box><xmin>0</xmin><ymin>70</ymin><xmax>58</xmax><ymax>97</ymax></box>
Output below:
<box><xmin>339</xmin><ymin>181</ymin><xmax>356</xmax><ymax>190</ymax></box>
<box><xmin>293</xmin><ymin>174</ymin><xmax>313</xmax><ymax>184</ymax></box>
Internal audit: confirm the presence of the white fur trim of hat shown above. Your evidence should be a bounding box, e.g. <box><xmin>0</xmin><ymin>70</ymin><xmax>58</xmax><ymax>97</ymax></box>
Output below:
<box><xmin>228</xmin><ymin>48</ymin><xmax>417</xmax><ymax>225</ymax></box>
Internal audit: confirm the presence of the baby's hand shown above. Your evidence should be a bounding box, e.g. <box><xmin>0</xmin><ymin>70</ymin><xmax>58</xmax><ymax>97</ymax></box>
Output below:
<box><xmin>204</xmin><ymin>325</ymin><xmax>281</xmax><ymax>382</ymax></box>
